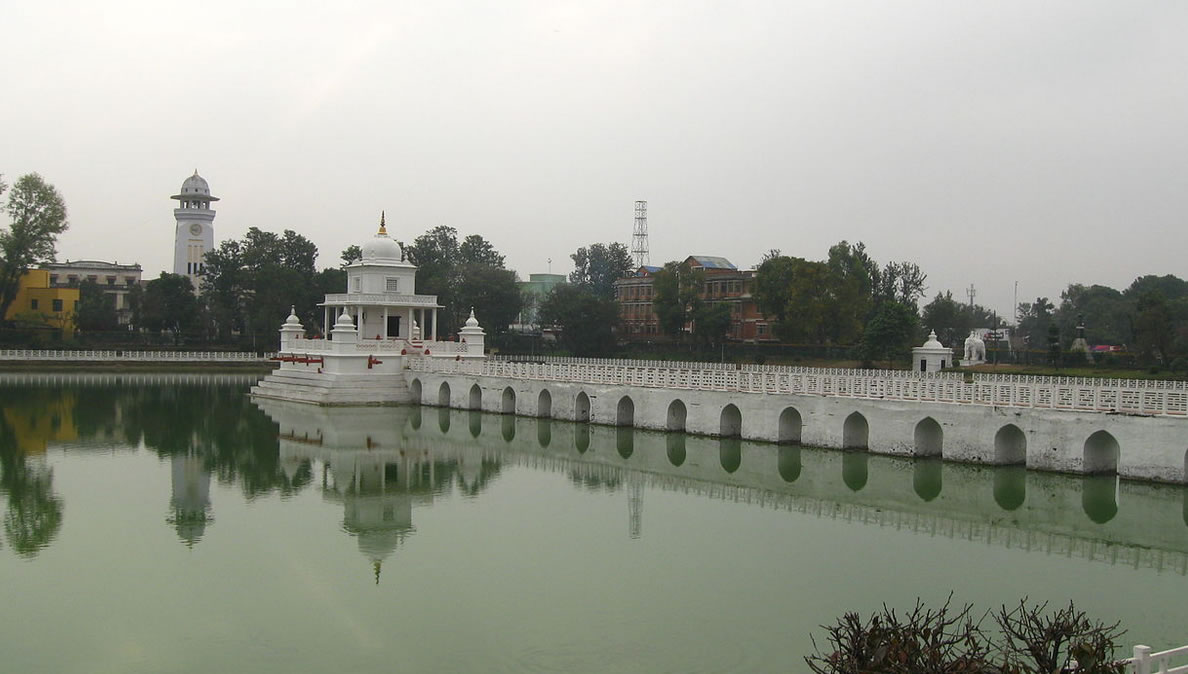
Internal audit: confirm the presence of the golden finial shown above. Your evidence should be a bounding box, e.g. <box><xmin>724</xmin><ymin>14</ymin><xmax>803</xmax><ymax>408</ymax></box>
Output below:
<box><xmin>378</xmin><ymin>211</ymin><xmax>387</xmax><ymax>235</ymax></box>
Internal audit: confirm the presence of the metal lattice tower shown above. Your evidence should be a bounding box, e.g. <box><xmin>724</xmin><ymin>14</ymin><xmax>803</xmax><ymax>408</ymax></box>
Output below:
<box><xmin>631</xmin><ymin>200</ymin><xmax>649</xmax><ymax>268</ymax></box>
<box><xmin>628</xmin><ymin>479</ymin><xmax>643</xmax><ymax>540</ymax></box>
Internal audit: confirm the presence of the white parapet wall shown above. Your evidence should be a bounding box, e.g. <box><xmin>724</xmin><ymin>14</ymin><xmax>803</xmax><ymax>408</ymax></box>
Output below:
<box><xmin>407</xmin><ymin>357</ymin><xmax>1188</xmax><ymax>483</ymax></box>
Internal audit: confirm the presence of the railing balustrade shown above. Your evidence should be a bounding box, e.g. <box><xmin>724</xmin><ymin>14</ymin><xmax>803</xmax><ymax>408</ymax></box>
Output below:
<box><xmin>0</xmin><ymin>349</ymin><xmax>272</xmax><ymax>362</ymax></box>
<box><xmin>413</xmin><ymin>356</ymin><xmax>1188</xmax><ymax>417</ymax></box>
<box><xmin>1126</xmin><ymin>644</ymin><xmax>1188</xmax><ymax>674</ymax></box>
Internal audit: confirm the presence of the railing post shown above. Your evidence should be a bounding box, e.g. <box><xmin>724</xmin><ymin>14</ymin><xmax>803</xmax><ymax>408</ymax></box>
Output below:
<box><xmin>1132</xmin><ymin>644</ymin><xmax>1151</xmax><ymax>674</ymax></box>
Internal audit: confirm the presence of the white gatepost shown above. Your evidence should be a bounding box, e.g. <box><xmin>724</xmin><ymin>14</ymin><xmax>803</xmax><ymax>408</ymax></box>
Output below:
<box><xmin>279</xmin><ymin>306</ymin><xmax>304</xmax><ymax>350</ymax></box>
<box><xmin>457</xmin><ymin>308</ymin><xmax>486</xmax><ymax>360</ymax></box>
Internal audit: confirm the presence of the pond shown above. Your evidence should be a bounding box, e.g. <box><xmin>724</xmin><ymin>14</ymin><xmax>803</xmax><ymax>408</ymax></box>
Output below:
<box><xmin>0</xmin><ymin>373</ymin><xmax>1185</xmax><ymax>673</ymax></box>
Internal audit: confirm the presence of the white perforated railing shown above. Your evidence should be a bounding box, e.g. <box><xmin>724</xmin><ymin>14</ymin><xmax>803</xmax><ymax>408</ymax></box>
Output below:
<box><xmin>411</xmin><ymin>357</ymin><xmax>1188</xmax><ymax>416</ymax></box>
<box><xmin>0</xmin><ymin>349</ymin><xmax>272</xmax><ymax>362</ymax></box>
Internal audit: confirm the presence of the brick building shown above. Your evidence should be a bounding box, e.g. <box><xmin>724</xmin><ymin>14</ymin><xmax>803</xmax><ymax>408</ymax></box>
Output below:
<box><xmin>614</xmin><ymin>256</ymin><xmax>774</xmax><ymax>342</ymax></box>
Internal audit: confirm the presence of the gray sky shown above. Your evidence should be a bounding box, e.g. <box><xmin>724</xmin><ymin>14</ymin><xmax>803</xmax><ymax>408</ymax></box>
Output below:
<box><xmin>3</xmin><ymin>0</ymin><xmax>1186</xmax><ymax>321</ymax></box>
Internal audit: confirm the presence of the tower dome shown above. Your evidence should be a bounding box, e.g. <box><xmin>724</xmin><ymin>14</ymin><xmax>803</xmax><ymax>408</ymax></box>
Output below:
<box><xmin>171</xmin><ymin>170</ymin><xmax>219</xmax><ymax>202</ymax></box>
<box><xmin>360</xmin><ymin>211</ymin><xmax>403</xmax><ymax>263</ymax></box>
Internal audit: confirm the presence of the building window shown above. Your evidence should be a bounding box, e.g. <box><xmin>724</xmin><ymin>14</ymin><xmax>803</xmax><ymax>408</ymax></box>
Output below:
<box><xmin>352</xmin><ymin>278</ymin><xmax>361</xmax><ymax>293</ymax></box>
<box><xmin>30</xmin><ymin>299</ymin><xmax>38</xmax><ymax>310</ymax></box>
<box><xmin>52</xmin><ymin>299</ymin><xmax>63</xmax><ymax>312</ymax></box>
<box><xmin>125</xmin><ymin>277</ymin><xmax>136</xmax><ymax>286</ymax></box>
<box><xmin>87</xmin><ymin>275</ymin><xmax>97</xmax><ymax>283</ymax></box>
<box><xmin>106</xmin><ymin>276</ymin><xmax>116</xmax><ymax>285</ymax></box>
<box><xmin>385</xmin><ymin>277</ymin><xmax>399</xmax><ymax>292</ymax></box>
<box><xmin>49</xmin><ymin>275</ymin><xmax>58</xmax><ymax>285</ymax></box>
<box><xmin>757</xmin><ymin>324</ymin><xmax>767</xmax><ymax>336</ymax></box>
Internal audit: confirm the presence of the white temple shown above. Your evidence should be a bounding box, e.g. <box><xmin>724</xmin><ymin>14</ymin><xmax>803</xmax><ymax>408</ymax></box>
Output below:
<box><xmin>250</xmin><ymin>215</ymin><xmax>486</xmax><ymax>405</ymax></box>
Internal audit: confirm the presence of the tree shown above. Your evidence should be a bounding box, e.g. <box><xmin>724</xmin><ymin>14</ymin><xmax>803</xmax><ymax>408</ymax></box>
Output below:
<box><xmin>340</xmin><ymin>245</ymin><xmax>362</xmax><ymax>266</ymax></box>
<box><xmin>873</xmin><ymin>261</ymin><xmax>927</xmax><ymax>312</ymax></box>
<box><xmin>460</xmin><ymin>234</ymin><xmax>505</xmax><ymax>267</ymax></box>
<box><xmin>1017</xmin><ymin>297</ymin><xmax>1055</xmax><ymax>350</ymax></box>
<box><xmin>454</xmin><ymin>263</ymin><xmax>521</xmax><ymax>334</ymax></box>
<box><xmin>1133</xmin><ymin>291</ymin><xmax>1173</xmax><ymax>364</ymax></box>
<box><xmin>75</xmin><ymin>280</ymin><xmax>119</xmax><ymax>332</ymax></box>
<box><xmin>921</xmin><ymin>291</ymin><xmax>997</xmax><ymax>347</ymax></box>
<box><xmin>692</xmin><ymin>302</ymin><xmax>732</xmax><ymax>346</ymax></box>
<box><xmin>142</xmin><ymin>273</ymin><xmax>199</xmax><ymax>344</ymax></box>
<box><xmin>538</xmin><ymin>284</ymin><xmax>618</xmax><ymax>355</ymax></box>
<box><xmin>201</xmin><ymin>228</ymin><xmax>322</xmax><ymax>346</ymax></box>
<box><xmin>823</xmin><ymin>241</ymin><xmax>878</xmax><ymax>344</ymax></box>
<box><xmin>569</xmin><ymin>242</ymin><xmax>633</xmax><ymax>300</ymax></box>
<box><xmin>1054</xmin><ymin>284</ymin><xmax>1131</xmax><ymax>347</ymax></box>
<box><xmin>0</xmin><ymin>173</ymin><xmax>68</xmax><ymax>320</ymax></box>
<box><xmin>752</xmin><ymin>255</ymin><xmax>832</xmax><ymax>342</ymax></box>
<box><xmin>859</xmin><ymin>301</ymin><xmax>919</xmax><ymax>366</ymax></box>
<box><xmin>652</xmin><ymin>261</ymin><xmax>704</xmax><ymax>340</ymax></box>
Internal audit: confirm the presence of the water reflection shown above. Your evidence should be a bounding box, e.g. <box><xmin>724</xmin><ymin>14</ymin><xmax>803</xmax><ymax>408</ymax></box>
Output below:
<box><xmin>616</xmin><ymin>427</ymin><xmax>633</xmax><ymax>459</ymax></box>
<box><xmin>778</xmin><ymin>446</ymin><xmax>801</xmax><ymax>483</ymax></box>
<box><xmin>993</xmin><ymin>465</ymin><xmax>1027</xmax><ymax>511</ymax></box>
<box><xmin>2</xmin><ymin>377</ymin><xmax>1187</xmax><ymax>570</ymax></box>
<box><xmin>913</xmin><ymin>458</ymin><xmax>943</xmax><ymax>502</ymax></box>
<box><xmin>666</xmin><ymin>434</ymin><xmax>686</xmax><ymax>467</ymax></box>
<box><xmin>842</xmin><ymin>451</ymin><xmax>868</xmax><ymax>492</ymax></box>
<box><xmin>1083</xmin><ymin>475</ymin><xmax>1119</xmax><ymax>524</ymax></box>
<box><xmin>720</xmin><ymin>437</ymin><xmax>741</xmax><ymax>474</ymax></box>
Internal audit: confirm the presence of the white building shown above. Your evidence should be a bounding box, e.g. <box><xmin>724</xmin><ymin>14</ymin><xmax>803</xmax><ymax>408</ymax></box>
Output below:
<box><xmin>318</xmin><ymin>213</ymin><xmax>443</xmax><ymax>340</ymax></box>
<box><xmin>171</xmin><ymin>170</ymin><xmax>218</xmax><ymax>289</ymax></box>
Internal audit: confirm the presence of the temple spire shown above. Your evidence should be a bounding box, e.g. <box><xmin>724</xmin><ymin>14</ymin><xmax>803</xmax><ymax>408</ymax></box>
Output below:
<box><xmin>378</xmin><ymin>211</ymin><xmax>387</xmax><ymax>235</ymax></box>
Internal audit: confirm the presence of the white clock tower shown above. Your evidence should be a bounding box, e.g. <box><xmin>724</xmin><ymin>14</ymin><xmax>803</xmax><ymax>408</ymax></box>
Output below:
<box><xmin>171</xmin><ymin>170</ymin><xmax>218</xmax><ymax>289</ymax></box>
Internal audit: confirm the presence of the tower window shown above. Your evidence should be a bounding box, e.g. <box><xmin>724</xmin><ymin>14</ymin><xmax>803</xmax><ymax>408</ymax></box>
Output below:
<box><xmin>385</xmin><ymin>277</ymin><xmax>399</xmax><ymax>292</ymax></box>
<box><xmin>52</xmin><ymin>299</ymin><xmax>63</xmax><ymax>312</ymax></box>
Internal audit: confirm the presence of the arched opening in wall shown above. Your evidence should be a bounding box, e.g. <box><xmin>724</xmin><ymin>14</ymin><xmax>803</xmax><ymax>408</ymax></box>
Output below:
<box><xmin>537</xmin><ymin>418</ymin><xmax>551</xmax><ymax>448</ymax></box>
<box><xmin>437</xmin><ymin>407</ymin><xmax>451</xmax><ymax>433</ymax></box>
<box><xmin>409</xmin><ymin>406</ymin><xmax>422</xmax><ymax>430</ymax></box>
<box><xmin>409</xmin><ymin>379</ymin><xmax>422</xmax><ymax>404</ymax></box>
<box><xmin>720</xmin><ymin>404</ymin><xmax>742</xmax><ymax>438</ymax></box>
<box><xmin>913</xmin><ymin>458</ymin><xmax>942</xmax><ymax>502</ymax></box>
<box><xmin>501</xmin><ymin>387</ymin><xmax>516</xmax><ymax>415</ymax></box>
<box><xmin>778</xmin><ymin>446</ymin><xmax>801</xmax><ymax>482</ymax></box>
<box><xmin>666</xmin><ymin>434</ymin><xmax>686</xmax><ymax>467</ymax></box>
<box><xmin>617</xmin><ymin>396</ymin><xmax>635</xmax><ymax>427</ymax></box>
<box><xmin>994</xmin><ymin>424</ymin><xmax>1027</xmax><ymax>465</ymax></box>
<box><xmin>1082</xmin><ymin>474</ymin><xmax>1118</xmax><ymax>524</ymax></box>
<box><xmin>993</xmin><ymin>465</ymin><xmax>1026</xmax><ymax>511</ymax></box>
<box><xmin>667</xmin><ymin>400</ymin><xmax>687</xmax><ymax>432</ymax></box>
<box><xmin>720</xmin><ymin>437</ymin><xmax>742</xmax><ymax>473</ymax></box>
<box><xmin>778</xmin><ymin>407</ymin><xmax>802</xmax><ymax>445</ymax></box>
<box><xmin>468</xmin><ymin>410</ymin><xmax>482</xmax><ymax>438</ymax></box>
<box><xmin>575</xmin><ymin>424</ymin><xmax>590</xmax><ymax>453</ymax></box>
<box><xmin>501</xmin><ymin>415</ymin><xmax>516</xmax><ymax>442</ymax></box>
<box><xmin>843</xmin><ymin>412</ymin><xmax>869</xmax><ymax>450</ymax></box>
<box><xmin>843</xmin><ymin>451</ymin><xmax>868</xmax><ymax>492</ymax></box>
<box><xmin>617</xmin><ymin>427</ymin><xmax>634</xmax><ymax>459</ymax></box>
<box><xmin>538</xmin><ymin>390</ymin><xmax>552</xmax><ymax>418</ymax></box>
<box><xmin>468</xmin><ymin>384</ymin><xmax>482</xmax><ymax>410</ymax></box>
<box><xmin>1083</xmin><ymin>430</ymin><xmax>1120</xmax><ymax>474</ymax></box>
<box><xmin>913</xmin><ymin>417</ymin><xmax>943</xmax><ymax>457</ymax></box>
<box><xmin>438</xmin><ymin>382</ymin><xmax>451</xmax><ymax>407</ymax></box>
<box><xmin>575</xmin><ymin>392</ymin><xmax>591</xmax><ymax>423</ymax></box>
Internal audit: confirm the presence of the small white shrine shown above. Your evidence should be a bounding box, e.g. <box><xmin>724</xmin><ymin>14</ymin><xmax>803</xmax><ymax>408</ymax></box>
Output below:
<box><xmin>250</xmin><ymin>215</ymin><xmax>487</xmax><ymax>406</ymax></box>
<box><xmin>912</xmin><ymin>330</ymin><xmax>952</xmax><ymax>373</ymax></box>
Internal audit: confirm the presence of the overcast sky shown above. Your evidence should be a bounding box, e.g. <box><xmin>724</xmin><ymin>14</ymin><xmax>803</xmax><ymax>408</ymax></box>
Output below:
<box><xmin>3</xmin><ymin>1</ymin><xmax>1186</xmax><ymax>321</ymax></box>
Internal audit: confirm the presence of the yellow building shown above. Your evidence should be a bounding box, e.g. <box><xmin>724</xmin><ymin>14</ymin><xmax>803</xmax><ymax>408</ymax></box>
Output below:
<box><xmin>5</xmin><ymin>269</ymin><xmax>79</xmax><ymax>337</ymax></box>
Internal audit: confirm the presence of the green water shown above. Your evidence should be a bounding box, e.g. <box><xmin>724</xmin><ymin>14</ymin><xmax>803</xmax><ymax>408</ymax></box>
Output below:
<box><xmin>0</xmin><ymin>373</ymin><xmax>1186</xmax><ymax>673</ymax></box>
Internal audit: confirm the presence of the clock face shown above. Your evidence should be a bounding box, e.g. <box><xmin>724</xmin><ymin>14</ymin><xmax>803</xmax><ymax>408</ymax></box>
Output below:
<box><xmin>189</xmin><ymin>224</ymin><xmax>202</xmax><ymax>236</ymax></box>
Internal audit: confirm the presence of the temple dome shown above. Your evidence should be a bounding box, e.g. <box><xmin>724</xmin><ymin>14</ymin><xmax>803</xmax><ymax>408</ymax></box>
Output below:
<box><xmin>922</xmin><ymin>330</ymin><xmax>944</xmax><ymax>349</ymax></box>
<box><xmin>360</xmin><ymin>213</ymin><xmax>403</xmax><ymax>263</ymax></box>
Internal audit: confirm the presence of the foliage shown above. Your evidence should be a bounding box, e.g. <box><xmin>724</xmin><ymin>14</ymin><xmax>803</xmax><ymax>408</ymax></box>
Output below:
<box><xmin>652</xmin><ymin>261</ymin><xmax>704</xmax><ymax>340</ymax></box>
<box><xmin>454</xmin><ymin>263</ymin><xmax>521</xmax><ymax>335</ymax></box>
<box><xmin>873</xmin><ymin>260</ymin><xmax>928</xmax><ymax>312</ymax></box>
<box><xmin>569</xmin><ymin>242</ymin><xmax>633</xmax><ymax>300</ymax></box>
<box><xmin>922</xmin><ymin>291</ymin><xmax>998</xmax><ymax>347</ymax></box>
<box><xmin>406</xmin><ymin>225</ymin><xmax>516</xmax><ymax>334</ymax></box>
<box><xmin>75</xmin><ymin>280</ymin><xmax>119</xmax><ymax>332</ymax></box>
<box><xmin>806</xmin><ymin>597</ymin><xmax>1126</xmax><ymax>674</ymax></box>
<box><xmin>753</xmin><ymin>255</ymin><xmax>831</xmax><ymax>342</ymax></box>
<box><xmin>1016</xmin><ymin>297</ymin><xmax>1055</xmax><ymax>350</ymax></box>
<box><xmin>201</xmin><ymin>228</ymin><xmax>322</xmax><ymax>346</ymax></box>
<box><xmin>859</xmin><ymin>301</ymin><xmax>919</xmax><ymax>366</ymax></box>
<box><xmin>692</xmin><ymin>302</ymin><xmax>732</xmax><ymax>346</ymax></box>
<box><xmin>0</xmin><ymin>173</ymin><xmax>69</xmax><ymax>321</ymax></box>
<box><xmin>538</xmin><ymin>284</ymin><xmax>618</xmax><ymax>355</ymax></box>
<box><xmin>340</xmin><ymin>245</ymin><xmax>362</xmax><ymax>266</ymax></box>
<box><xmin>141</xmin><ymin>273</ymin><xmax>199</xmax><ymax>344</ymax></box>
